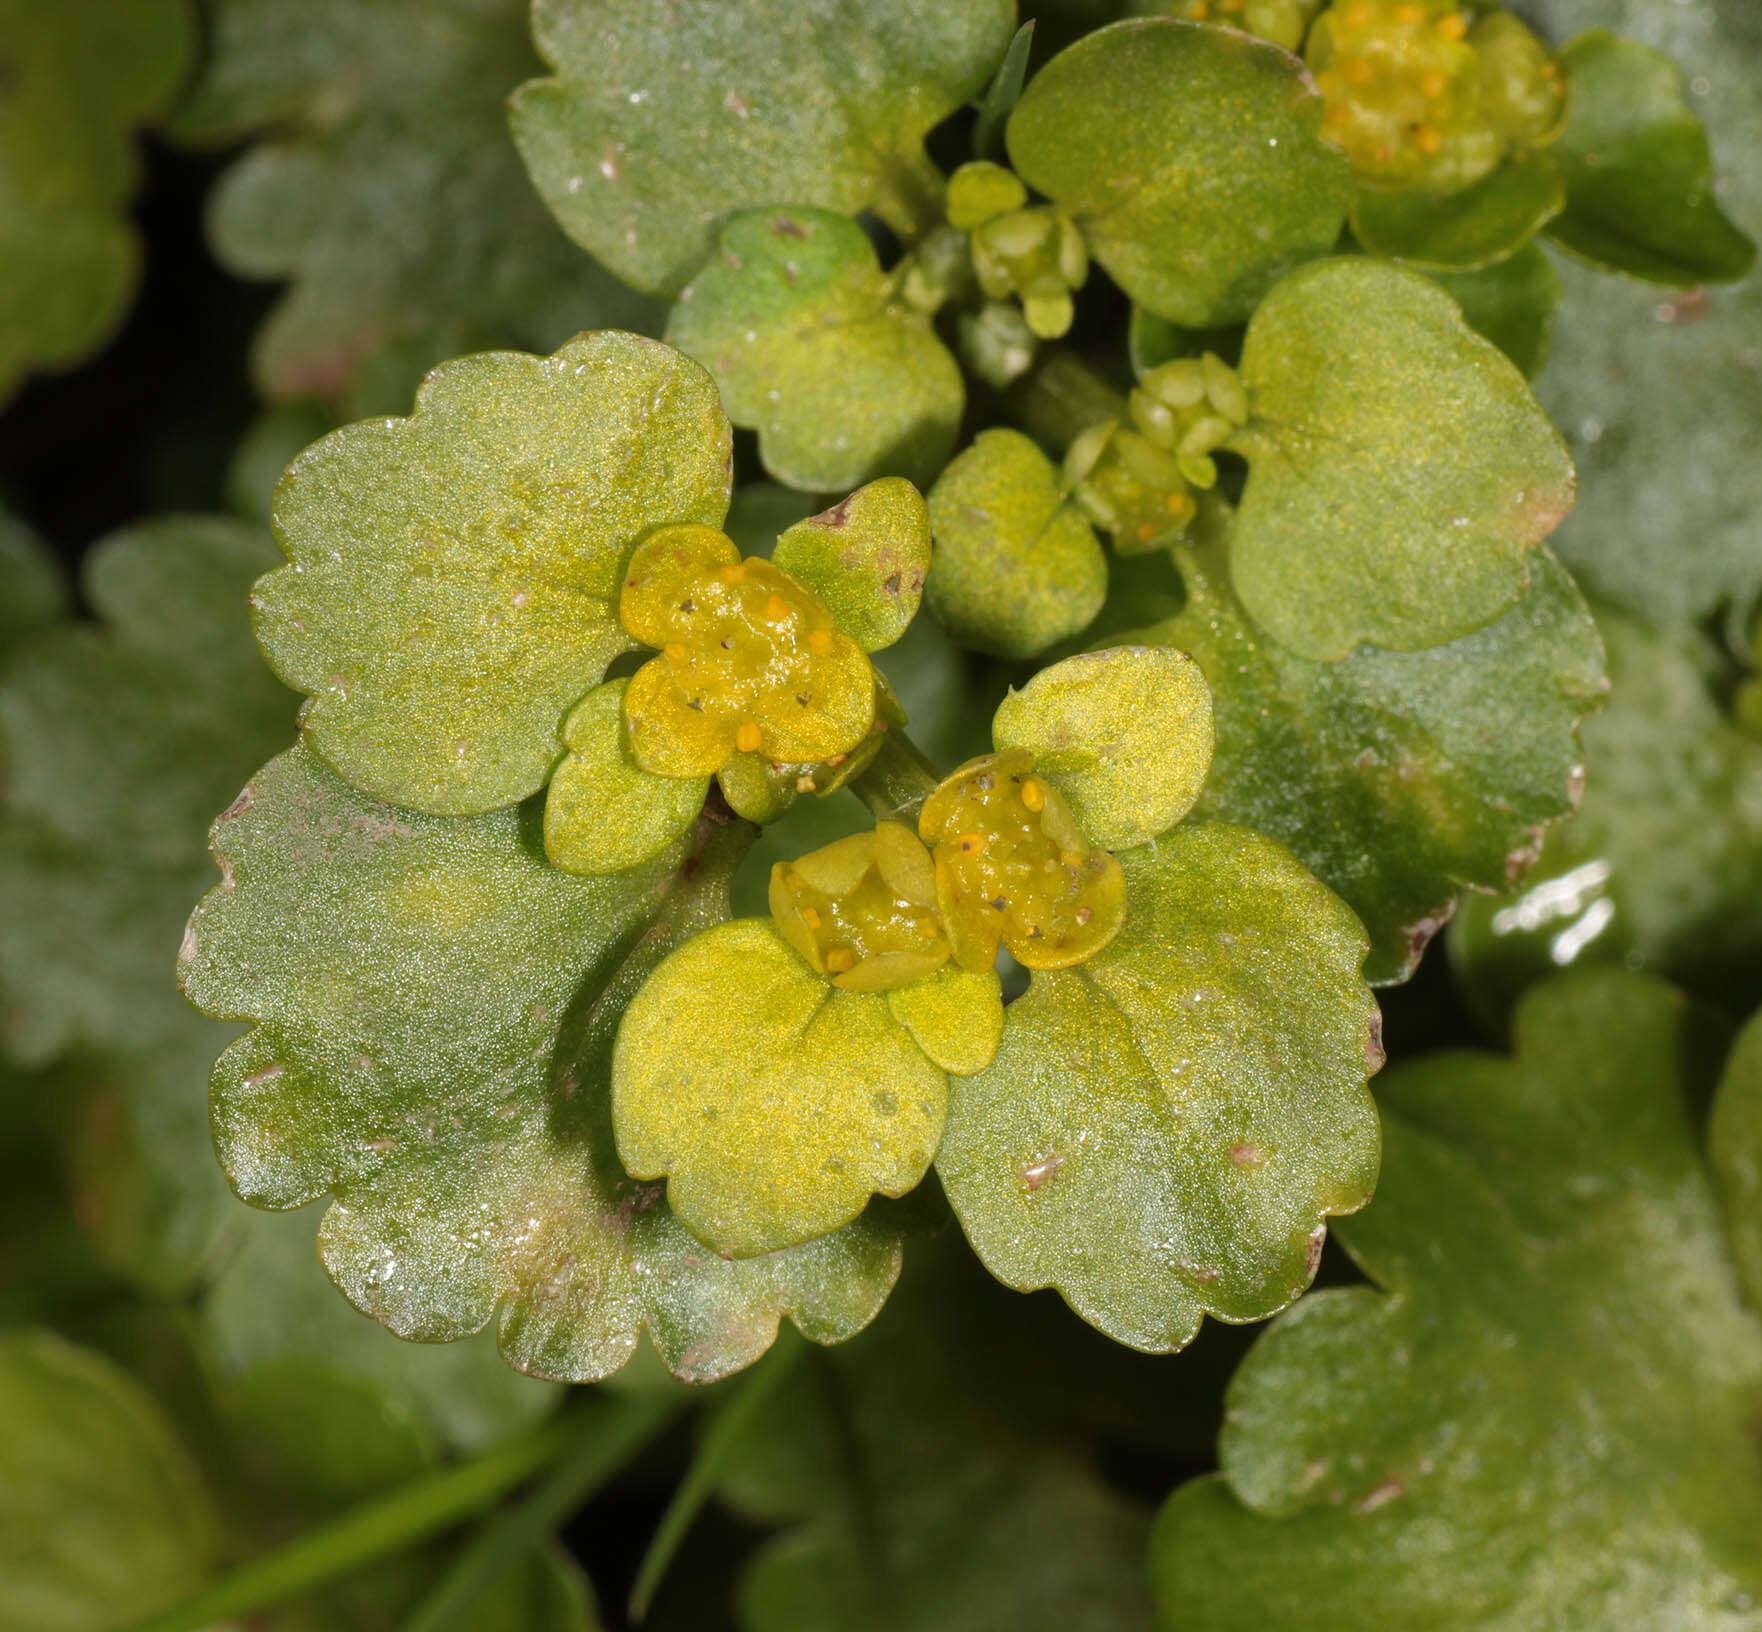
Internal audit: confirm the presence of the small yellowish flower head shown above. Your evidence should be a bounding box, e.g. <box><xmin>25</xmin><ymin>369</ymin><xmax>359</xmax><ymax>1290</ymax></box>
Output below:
<box><xmin>919</xmin><ymin>749</ymin><xmax>1126</xmax><ymax>972</ymax></box>
<box><xmin>620</xmin><ymin>524</ymin><xmax>876</xmax><ymax>779</ymax></box>
<box><xmin>770</xmin><ymin>822</ymin><xmax>952</xmax><ymax>992</ymax></box>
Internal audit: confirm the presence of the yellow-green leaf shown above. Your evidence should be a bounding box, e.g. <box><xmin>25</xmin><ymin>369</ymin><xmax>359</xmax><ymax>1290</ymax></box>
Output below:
<box><xmin>772</xmin><ymin>479</ymin><xmax>931</xmax><ymax>655</ymax></box>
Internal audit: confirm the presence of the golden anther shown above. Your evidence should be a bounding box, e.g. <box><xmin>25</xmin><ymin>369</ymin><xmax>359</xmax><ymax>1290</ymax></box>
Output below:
<box><xmin>1189</xmin><ymin>0</ymin><xmax>1209</xmax><ymax>15</ymax></box>
<box><xmin>807</xmin><ymin>628</ymin><xmax>836</xmax><ymax>656</ymax></box>
<box><xmin>796</xmin><ymin>774</ymin><xmax>816</xmax><ymax>793</ymax></box>
<box><xmin>1021</xmin><ymin>778</ymin><xmax>1047</xmax><ymax>814</ymax></box>
<box><xmin>1412</xmin><ymin>125</ymin><xmax>1444</xmax><ymax>154</ymax></box>
<box><xmin>1136</xmin><ymin>521</ymin><xmax>1157</xmax><ymax>543</ymax></box>
<box><xmin>915</xmin><ymin>917</ymin><xmax>939</xmax><ymax>939</ymax></box>
<box><xmin>663</xmin><ymin>641</ymin><xmax>688</xmax><ymax>662</ymax></box>
<box><xmin>959</xmin><ymin>832</ymin><xmax>989</xmax><ymax>855</ymax></box>
<box><xmin>735</xmin><ymin>721</ymin><xmax>762</xmax><ymax>754</ymax></box>
<box><xmin>800</xmin><ymin>907</ymin><xmax>822</xmax><ymax>930</ymax></box>
<box><xmin>717</xmin><ymin>562</ymin><xmax>745</xmax><ymax>585</ymax></box>
<box><xmin>1343</xmin><ymin>56</ymin><xmax>1373</xmax><ymax>87</ymax></box>
<box><xmin>1166</xmin><ymin>491</ymin><xmax>1195</xmax><ymax>517</ymax></box>
<box><xmin>1435</xmin><ymin>11</ymin><xmax>1468</xmax><ymax>39</ymax></box>
<box><xmin>1059</xmin><ymin>849</ymin><xmax>1085</xmax><ymax>869</ymax></box>
<box><xmin>1393</xmin><ymin>3</ymin><xmax>1426</xmax><ymax>24</ymax></box>
<box><xmin>1343</xmin><ymin>2</ymin><xmax>1373</xmax><ymax>25</ymax></box>
<box><xmin>1419</xmin><ymin>69</ymin><xmax>1448</xmax><ymax>98</ymax></box>
<box><xmin>825</xmin><ymin>948</ymin><xmax>856</xmax><ymax>974</ymax></box>
<box><xmin>763</xmin><ymin>593</ymin><xmax>793</xmax><ymax>623</ymax></box>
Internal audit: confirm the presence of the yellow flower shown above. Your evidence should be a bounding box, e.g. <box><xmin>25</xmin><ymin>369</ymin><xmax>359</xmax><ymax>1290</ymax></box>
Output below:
<box><xmin>619</xmin><ymin>524</ymin><xmax>876</xmax><ymax>778</ymax></box>
<box><xmin>770</xmin><ymin>822</ymin><xmax>952</xmax><ymax>992</ymax></box>
<box><xmin>918</xmin><ymin>749</ymin><xmax>1125</xmax><ymax>972</ymax></box>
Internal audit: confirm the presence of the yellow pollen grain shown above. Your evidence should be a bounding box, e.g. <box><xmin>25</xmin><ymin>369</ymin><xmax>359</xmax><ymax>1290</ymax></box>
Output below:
<box><xmin>959</xmin><ymin>832</ymin><xmax>989</xmax><ymax>855</ymax></box>
<box><xmin>664</xmin><ymin>642</ymin><xmax>687</xmax><ymax>662</ymax></box>
<box><xmin>826</xmin><ymin>948</ymin><xmax>856</xmax><ymax>974</ymax></box>
<box><xmin>1412</xmin><ymin>125</ymin><xmax>1443</xmax><ymax>154</ymax></box>
<box><xmin>1166</xmin><ymin>491</ymin><xmax>1194</xmax><ymax>517</ymax></box>
<box><xmin>1136</xmin><ymin>521</ymin><xmax>1157</xmax><ymax>543</ymax></box>
<box><xmin>1435</xmin><ymin>12</ymin><xmax>1468</xmax><ymax>39</ymax></box>
<box><xmin>718</xmin><ymin>562</ymin><xmax>745</xmax><ymax>585</ymax></box>
<box><xmin>1189</xmin><ymin>0</ymin><xmax>1208</xmax><ymax>16</ymax></box>
<box><xmin>807</xmin><ymin>628</ymin><xmax>835</xmax><ymax>656</ymax></box>
<box><xmin>735</xmin><ymin>721</ymin><xmax>762</xmax><ymax>753</ymax></box>
<box><xmin>1021</xmin><ymin>778</ymin><xmax>1046</xmax><ymax>813</ymax></box>
<box><xmin>800</xmin><ymin>906</ymin><xmax>822</xmax><ymax>930</ymax></box>
<box><xmin>1419</xmin><ymin>69</ymin><xmax>1448</xmax><ymax>98</ymax></box>
<box><xmin>763</xmin><ymin>593</ymin><xmax>792</xmax><ymax>623</ymax></box>
<box><xmin>1343</xmin><ymin>56</ymin><xmax>1373</xmax><ymax>86</ymax></box>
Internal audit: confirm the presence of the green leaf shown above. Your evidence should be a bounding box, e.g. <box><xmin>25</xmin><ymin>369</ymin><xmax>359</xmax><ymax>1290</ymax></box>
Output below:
<box><xmin>179</xmin><ymin>745</ymin><xmax>899</xmax><ymax>1382</ymax></box>
<box><xmin>1229</xmin><ymin>257</ymin><xmax>1575</xmax><ymax>660</ymax></box>
<box><xmin>1426</xmin><ymin>243</ymin><xmax>1562</xmax><ymax>379</ymax></box>
<box><xmin>1713</xmin><ymin>1010</ymin><xmax>1762</xmax><ymax>1319</ymax></box>
<box><xmin>1151</xmin><ymin>970</ymin><xmax>1762</xmax><ymax>1631</ymax></box>
<box><xmin>511</xmin><ymin>0</ymin><xmax>1015</xmax><ymax>296</ymax></box>
<box><xmin>1350</xmin><ymin>154</ymin><xmax>1565</xmax><ymax>272</ymax></box>
<box><xmin>612</xmin><ymin>920</ymin><xmax>949</xmax><ymax>1257</ymax></box>
<box><xmin>885</xmin><ymin>964</ymin><xmax>1004</xmax><ymax>1077</ymax></box>
<box><xmin>0</xmin><ymin>0</ymin><xmax>192</xmax><ymax>401</ymax></box>
<box><xmin>1006</xmin><ymin>19</ymin><xmax>1351</xmax><ymax>329</ymax></box>
<box><xmin>1548</xmin><ymin>30</ymin><xmax>1755</xmax><ymax>287</ymax></box>
<box><xmin>1124</xmin><ymin>539</ymin><xmax>1605</xmax><ymax>984</ymax></box>
<box><xmin>726</xmin><ymin>1269</ymin><xmax>1156</xmax><ymax>1631</ymax></box>
<box><xmin>201</xmin><ymin>1203</ymin><xmax>558</xmax><ymax>1501</ymax></box>
<box><xmin>0</xmin><ymin>507</ymin><xmax>67</xmax><ymax>658</ymax></box>
<box><xmin>254</xmin><ymin>332</ymin><xmax>730</xmax><ymax>816</ymax></box>
<box><xmin>0</xmin><ymin>1329</ymin><xmax>218</xmax><ymax>1631</ymax></box>
<box><xmin>973</xmin><ymin>19</ymin><xmax>1036</xmax><ymax>162</ymax></box>
<box><xmin>166</xmin><ymin>0</ymin><xmax>660</xmax><ymax>403</ymax></box>
<box><xmin>544</xmin><ymin>681</ymin><xmax>706</xmax><ymax>877</ymax></box>
<box><xmin>924</xmin><ymin>428</ymin><xmax>1107</xmax><ymax>660</ymax></box>
<box><xmin>992</xmin><ymin>646</ymin><xmax>1214</xmax><ymax>851</ymax></box>
<box><xmin>1522</xmin><ymin>0</ymin><xmax>1762</xmax><ymax>624</ymax></box>
<box><xmin>1451</xmin><ymin>607</ymin><xmax>1762</xmax><ymax>1027</ymax></box>
<box><xmin>0</xmin><ymin>517</ymin><xmax>290</xmax><ymax>1066</ymax></box>
<box><xmin>665</xmin><ymin>209</ymin><xmax>963</xmax><ymax>492</ymax></box>
<box><xmin>936</xmin><ymin>824</ymin><xmax>1380</xmax><ymax>1350</ymax></box>
<box><xmin>772</xmin><ymin>478</ymin><xmax>931</xmax><ymax>654</ymax></box>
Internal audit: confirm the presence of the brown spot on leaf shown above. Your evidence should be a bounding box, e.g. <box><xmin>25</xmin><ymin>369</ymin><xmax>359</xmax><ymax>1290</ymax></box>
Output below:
<box><xmin>1354</xmin><ymin>1477</ymin><xmax>1404</xmax><ymax>1514</ymax></box>
<box><xmin>1304</xmin><ymin>1224</ymin><xmax>1327</xmax><ymax>1277</ymax></box>
<box><xmin>1504</xmin><ymin>826</ymin><xmax>1547</xmax><ymax>883</ymax></box>
<box><xmin>1021</xmin><ymin>1152</ymin><xmax>1065</xmax><ymax>1191</ymax></box>
<box><xmin>1365</xmin><ymin>1009</ymin><xmax>1386</xmax><ymax>1074</ymax></box>
<box><xmin>772</xmin><ymin>214</ymin><xmax>807</xmax><ymax>238</ymax></box>
<box><xmin>1404</xmin><ymin>908</ymin><xmax>1451</xmax><ymax>967</ymax></box>
<box><xmin>222</xmin><ymin>785</ymin><xmax>256</xmax><ymax>820</ymax></box>
<box><xmin>1229</xmin><ymin>1142</ymin><xmax>1264</xmax><ymax>1168</ymax></box>
<box><xmin>1653</xmin><ymin>287</ymin><xmax>1711</xmax><ymax>325</ymax></box>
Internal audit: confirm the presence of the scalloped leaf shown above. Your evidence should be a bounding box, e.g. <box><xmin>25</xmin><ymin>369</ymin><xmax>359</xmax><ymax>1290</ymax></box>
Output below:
<box><xmin>1152</xmin><ymin>970</ymin><xmax>1762</xmax><ymax>1631</ymax></box>
<box><xmin>1124</xmin><ymin>539</ymin><xmax>1605</xmax><ymax>985</ymax></box>
<box><xmin>1007</xmin><ymin>19</ymin><xmax>1351</xmax><ymax>329</ymax></box>
<box><xmin>1548</xmin><ymin>29</ymin><xmax>1755</xmax><ymax>287</ymax></box>
<box><xmin>254</xmin><ymin>332</ymin><xmax>731</xmax><ymax>816</ymax></box>
<box><xmin>613</xmin><ymin>921</ymin><xmax>949</xmax><ymax>1258</ymax></box>
<box><xmin>1713</xmin><ymin>1009</ymin><xmax>1762</xmax><ymax>1318</ymax></box>
<box><xmin>179</xmin><ymin>745</ymin><xmax>900</xmax><ymax>1383</ymax></box>
<box><xmin>723</xmin><ymin>1265</ymin><xmax>1155</xmax><ymax>1631</ymax></box>
<box><xmin>772</xmin><ymin>479</ymin><xmax>930</xmax><ymax>654</ymax></box>
<box><xmin>0</xmin><ymin>0</ymin><xmax>192</xmax><ymax>401</ymax></box>
<box><xmin>0</xmin><ymin>1329</ymin><xmax>218</xmax><ymax>1630</ymax></box>
<box><xmin>924</xmin><ymin>428</ymin><xmax>1107</xmax><ymax>661</ymax></box>
<box><xmin>1451</xmin><ymin>606</ymin><xmax>1762</xmax><ymax>1028</ymax></box>
<box><xmin>1350</xmin><ymin>153</ymin><xmax>1565</xmax><ymax>273</ymax></box>
<box><xmin>1228</xmin><ymin>257</ymin><xmax>1575</xmax><ymax>661</ymax></box>
<box><xmin>511</xmin><ymin>0</ymin><xmax>1014</xmax><ymax>297</ymax></box>
<box><xmin>666</xmin><ymin>209</ymin><xmax>963</xmax><ymax>492</ymax></box>
<box><xmin>992</xmin><ymin>646</ymin><xmax>1214</xmax><ymax>851</ymax></box>
<box><xmin>1524</xmin><ymin>0</ymin><xmax>1762</xmax><ymax>625</ymax></box>
<box><xmin>166</xmin><ymin>0</ymin><xmax>661</xmax><ymax>403</ymax></box>
<box><xmin>936</xmin><ymin>823</ymin><xmax>1380</xmax><ymax>1350</ymax></box>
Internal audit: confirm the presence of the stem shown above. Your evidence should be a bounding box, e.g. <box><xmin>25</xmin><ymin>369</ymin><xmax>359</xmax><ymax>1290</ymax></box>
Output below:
<box><xmin>402</xmin><ymin>1392</ymin><xmax>682</xmax><ymax>1632</ymax></box>
<box><xmin>852</xmin><ymin>729</ymin><xmax>942</xmax><ymax>828</ymax></box>
<box><xmin>118</xmin><ymin>1400</ymin><xmax>652</xmax><ymax>1632</ymax></box>
<box><xmin>869</xmin><ymin>148</ymin><xmax>947</xmax><ymax>246</ymax></box>
<box><xmin>1003</xmin><ymin>347</ymin><xmax>1129</xmax><ymax>456</ymax></box>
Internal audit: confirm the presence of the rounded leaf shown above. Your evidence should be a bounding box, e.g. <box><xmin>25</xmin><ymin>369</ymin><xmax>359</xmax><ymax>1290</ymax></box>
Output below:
<box><xmin>1230</xmin><ymin>256</ymin><xmax>1575</xmax><ymax>659</ymax></box>
<box><xmin>1007</xmin><ymin>20</ymin><xmax>1351</xmax><ymax>328</ymax></box>
<box><xmin>992</xmin><ymin>647</ymin><xmax>1215</xmax><ymax>851</ymax></box>
<box><xmin>254</xmin><ymin>331</ymin><xmax>731</xmax><ymax>815</ymax></box>
<box><xmin>613</xmin><ymin>921</ymin><xmax>948</xmax><ymax>1258</ymax></box>
<box><xmin>511</xmin><ymin>0</ymin><xmax>1015</xmax><ymax>296</ymax></box>
<box><xmin>180</xmin><ymin>746</ymin><xmax>899</xmax><ymax>1383</ymax></box>
<box><xmin>936</xmin><ymin>823</ymin><xmax>1381</xmax><ymax>1350</ymax></box>
<box><xmin>666</xmin><ymin>209</ymin><xmax>963</xmax><ymax>492</ymax></box>
<box><xmin>772</xmin><ymin>479</ymin><xmax>931</xmax><ymax>654</ymax></box>
<box><xmin>544</xmin><ymin>680</ymin><xmax>706</xmax><ymax>876</ymax></box>
<box><xmin>1427</xmin><ymin>243</ymin><xmax>1562</xmax><ymax>379</ymax></box>
<box><xmin>885</xmin><ymin>964</ymin><xmax>1004</xmax><ymax>1078</ymax></box>
<box><xmin>924</xmin><ymin>428</ymin><xmax>1107</xmax><ymax>661</ymax></box>
<box><xmin>1350</xmin><ymin>153</ymin><xmax>1566</xmax><ymax>272</ymax></box>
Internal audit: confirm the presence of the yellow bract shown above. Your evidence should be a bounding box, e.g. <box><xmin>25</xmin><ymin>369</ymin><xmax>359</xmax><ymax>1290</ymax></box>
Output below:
<box><xmin>771</xmin><ymin>822</ymin><xmax>952</xmax><ymax>993</ymax></box>
<box><xmin>919</xmin><ymin>750</ymin><xmax>1125</xmax><ymax>973</ymax></box>
<box><xmin>619</xmin><ymin>524</ymin><xmax>876</xmax><ymax>779</ymax></box>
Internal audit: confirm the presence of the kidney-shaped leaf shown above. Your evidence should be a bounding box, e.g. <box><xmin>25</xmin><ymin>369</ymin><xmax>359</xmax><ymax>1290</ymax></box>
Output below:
<box><xmin>254</xmin><ymin>332</ymin><xmax>731</xmax><ymax>816</ymax></box>
<box><xmin>935</xmin><ymin>823</ymin><xmax>1381</xmax><ymax>1351</ymax></box>
<box><xmin>1229</xmin><ymin>257</ymin><xmax>1575</xmax><ymax>660</ymax></box>
<box><xmin>1152</xmin><ymin>970</ymin><xmax>1762</xmax><ymax>1631</ymax></box>
<box><xmin>1548</xmin><ymin>30</ymin><xmax>1755</xmax><ymax>288</ymax></box>
<box><xmin>1007</xmin><ymin>19</ymin><xmax>1351</xmax><ymax>329</ymax></box>
<box><xmin>771</xmin><ymin>479</ymin><xmax>930</xmax><ymax>655</ymax></box>
<box><xmin>0</xmin><ymin>1329</ymin><xmax>217</xmax><ymax>1632</ymax></box>
<box><xmin>666</xmin><ymin>209</ymin><xmax>963</xmax><ymax>492</ymax></box>
<box><xmin>179</xmin><ymin>745</ymin><xmax>900</xmax><ymax>1383</ymax></box>
<box><xmin>511</xmin><ymin>0</ymin><xmax>1015</xmax><ymax>297</ymax></box>
<box><xmin>1127</xmin><ymin>538</ymin><xmax>1606</xmax><ymax>984</ymax></box>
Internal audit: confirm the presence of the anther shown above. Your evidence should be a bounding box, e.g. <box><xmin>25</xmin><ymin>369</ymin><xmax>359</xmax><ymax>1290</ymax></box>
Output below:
<box><xmin>1412</xmin><ymin>126</ymin><xmax>1444</xmax><ymax>154</ymax></box>
<box><xmin>807</xmin><ymin>628</ymin><xmax>835</xmax><ymax>655</ymax></box>
<box><xmin>959</xmin><ymin>833</ymin><xmax>989</xmax><ymax>855</ymax></box>
<box><xmin>1021</xmin><ymin>778</ymin><xmax>1047</xmax><ymax>814</ymax></box>
<box><xmin>736</xmin><ymin>721</ymin><xmax>762</xmax><ymax>753</ymax></box>
<box><xmin>801</xmin><ymin>907</ymin><xmax>822</xmax><ymax>930</ymax></box>
<box><xmin>763</xmin><ymin>593</ymin><xmax>793</xmax><ymax>623</ymax></box>
<box><xmin>1435</xmin><ymin>11</ymin><xmax>1468</xmax><ymax>39</ymax></box>
<box><xmin>664</xmin><ymin>641</ymin><xmax>688</xmax><ymax>662</ymax></box>
<box><xmin>718</xmin><ymin>563</ymin><xmax>745</xmax><ymax>585</ymax></box>
<box><xmin>825</xmin><ymin>948</ymin><xmax>856</xmax><ymax>974</ymax></box>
